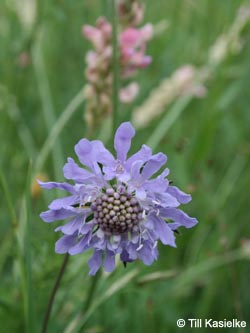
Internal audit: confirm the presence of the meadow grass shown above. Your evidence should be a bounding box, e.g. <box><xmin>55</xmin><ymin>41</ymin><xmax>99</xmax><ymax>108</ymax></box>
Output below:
<box><xmin>0</xmin><ymin>1</ymin><xmax>250</xmax><ymax>332</ymax></box>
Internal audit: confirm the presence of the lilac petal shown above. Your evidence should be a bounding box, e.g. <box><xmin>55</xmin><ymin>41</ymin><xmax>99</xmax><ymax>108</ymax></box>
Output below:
<box><xmin>143</xmin><ymin>168</ymin><xmax>169</xmax><ymax>192</ymax></box>
<box><xmin>167</xmin><ymin>186</ymin><xmax>192</xmax><ymax>204</ymax></box>
<box><xmin>135</xmin><ymin>188</ymin><xmax>147</xmax><ymax>200</ymax></box>
<box><xmin>102</xmin><ymin>166</ymin><xmax>116</xmax><ymax>181</ymax></box>
<box><xmin>49</xmin><ymin>195</ymin><xmax>79</xmax><ymax>210</ymax></box>
<box><xmin>144</xmin><ymin>178</ymin><xmax>168</xmax><ymax>193</ymax></box>
<box><xmin>69</xmin><ymin>234</ymin><xmax>91</xmax><ymax>255</ymax></box>
<box><xmin>120</xmin><ymin>249</ymin><xmax>134</xmax><ymax>263</ymax></box>
<box><xmin>38</xmin><ymin>180</ymin><xmax>75</xmax><ymax>194</ymax></box>
<box><xmin>160</xmin><ymin>208</ymin><xmax>198</xmax><ymax>229</ymax></box>
<box><xmin>141</xmin><ymin>153</ymin><xmax>167</xmax><ymax>180</ymax></box>
<box><xmin>55</xmin><ymin>234</ymin><xmax>78</xmax><ymax>254</ymax></box>
<box><xmin>158</xmin><ymin>167</ymin><xmax>170</xmax><ymax>178</ymax></box>
<box><xmin>130</xmin><ymin>160</ymin><xmax>145</xmax><ymax>181</ymax></box>
<box><xmin>130</xmin><ymin>231</ymin><xmax>140</xmax><ymax>244</ymax></box>
<box><xmin>145</xmin><ymin>217</ymin><xmax>154</xmax><ymax>230</ymax></box>
<box><xmin>88</xmin><ymin>250</ymin><xmax>103</xmax><ymax>275</ymax></box>
<box><xmin>40</xmin><ymin>207</ymin><xmax>78</xmax><ymax>223</ymax></box>
<box><xmin>97</xmin><ymin>149</ymin><xmax>115</xmax><ymax>166</ymax></box>
<box><xmin>138</xmin><ymin>242</ymin><xmax>158</xmax><ymax>265</ymax></box>
<box><xmin>126</xmin><ymin>244</ymin><xmax>138</xmax><ymax>260</ymax></box>
<box><xmin>149</xmin><ymin>214</ymin><xmax>176</xmax><ymax>247</ymax></box>
<box><xmin>117</xmin><ymin>171</ymin><xmax>130</xmax><ymax>182</ymax></box>
<box><xmin>94</xmin><ymin>229</ymin><xmax>106</xmax><ymax>250</ymax></box>
<box><xmin>114</xmin><ymin>122</ymin><xmax>135</xmax><ymax>162</ymax></box>
<box><xmin>75</xmin><ymin>138</ymin><xmax>94</xmax><ymax>167</ymax></box>
<box><xmin>78</xmin><ymin>221</ymin><xmax>95</xmax><ymax>235</ymax></box>
<box><xmin>55</xmin><ymin>215</ymin><xmax>83</xmax><ymax>235</ymax></box>
<box><xmin>126</xmin><ymin>144</ymin><xmax>152</xmax><ymax>169</ymax></box>
<box><xmin>75</xmin><ymin>139</ymin><xmax>105</xmax><ymax>173</ymax></box>
<box><xmin>63</xmin><ymin>158</ymin><xmax>94</xmax><ymax>183</ymax></box>
<box><xmin>154</xmin><ymin>192</ymin><xmax>180</xmax><ymax>208</ymax></box>
<box><xmin>103</xmin><ymin>160</ymin><xmax>129</xmax><ymax>182</ymax></box>
<box><xmin>107</xmin><ymin>235</ymin><xmax>122</xmax><ymax>251</ymax></box>
<box><xmin>103</xmin><ymin>251</ymin><xmax>116</xmax><ymax>272</ymax></box>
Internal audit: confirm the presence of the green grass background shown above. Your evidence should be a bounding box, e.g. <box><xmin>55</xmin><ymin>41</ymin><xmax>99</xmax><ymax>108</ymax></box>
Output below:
<box><xmin>1</xmin><ymin>0</ymin><xmax>250</xmax><ymax>332</ymax></box>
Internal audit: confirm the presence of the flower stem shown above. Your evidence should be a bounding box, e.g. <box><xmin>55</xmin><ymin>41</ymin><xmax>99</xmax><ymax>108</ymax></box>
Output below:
<box><xmin>41</xmin><ymin>253</ymin><xmax>69</xmax><ymax>333</ymax></box>
<box><xmin>111</xmin><ymin>0</ymin><xmax>120</xmax><ymax>138</ymax></box>
<box><xmin>83</xmin><ymin>270</ymin><xmax>101</xmax><ymax>314</ymax></box>
<box><xmin>77</xmin><ymin>270</ymin><xmax>101</xmax><ymax>332</ymax></box>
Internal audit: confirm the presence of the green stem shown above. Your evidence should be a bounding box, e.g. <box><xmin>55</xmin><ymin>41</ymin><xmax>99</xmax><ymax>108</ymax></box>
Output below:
<box><xmin>41</xmin><ymin>254</ymin><xmax>69</xmax><ymax>333</ymax></box>
<box><xmin>111</xmin><ymin>0</ymin><xmax>120</xmax><ymax>138</ymax></box>
<box><xmin>75</xmin><ymin>271</ymin><xmax>101</xmax><ymax>333</ymax></box>
<box><xmin>83</xmin><ymin>270</ymin><xmax>101</xmax><ymax>315</ymax></box>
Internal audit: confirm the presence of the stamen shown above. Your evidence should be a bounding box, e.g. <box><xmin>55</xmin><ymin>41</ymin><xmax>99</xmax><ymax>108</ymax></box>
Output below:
<box><xmin>152</xmin><ymin>199</ymin><xmax>160</xmax><ymax>205</ymax></box>
<box><xmin>78</xmin><ymin>215</ymin><xmax>87</xmax><ymax>236</ymax></box>
<box><xmin>136</xmin><ymin>225</ymin><xmax>143</xmax><ymax>251</ymax></box>
<box><xmin>136</xmin><ymin>244</ymin><xmax>143</xmax><ymax>251</ymax></box>
<box><xmin>146</xmin><ymin>229</ymin><xmax>154</xmax><ymax>244</ymax></box>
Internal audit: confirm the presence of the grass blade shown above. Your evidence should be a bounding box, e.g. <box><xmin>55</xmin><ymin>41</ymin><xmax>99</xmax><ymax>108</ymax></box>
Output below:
<box><xmin>16</xmin><ymin>162</ymin><xmax>36</xmax><ymax>333</ymax></box>
<box><xmin>146</xmin><ymin>95</ymin><xmax>192</xmax><ymax>150</ymax></box>
<box><xmin>32</xmin><ymin>32</ymin><xmax>64</xmax><ymax>179</ymax></box>
<box><xmin>65</xmin><ymin>269</ymin><xmax>138</xmax><ymax>333</ymax></box>
<box><xmin>35</xmin><ymin>89</ymin><xmax>85</xmax><ymax>173</ymax></box>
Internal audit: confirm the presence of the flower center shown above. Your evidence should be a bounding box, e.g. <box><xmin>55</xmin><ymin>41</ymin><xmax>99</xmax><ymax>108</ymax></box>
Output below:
<box><xmin>91</xmin><ymin>187</ymin><xmax>142</xmax><ymax>234</ymax></box>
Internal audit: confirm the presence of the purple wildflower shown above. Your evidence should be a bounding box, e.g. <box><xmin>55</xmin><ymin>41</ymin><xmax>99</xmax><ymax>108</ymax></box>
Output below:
<box><xmin>39</xmin><ymin>122</ymin><xmax>198</xmax><ymax>275</ymax></box>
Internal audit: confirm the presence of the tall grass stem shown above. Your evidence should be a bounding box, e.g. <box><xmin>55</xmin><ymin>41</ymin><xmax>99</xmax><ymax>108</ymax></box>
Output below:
<box><xmin>32</xmin><ymin>32</ymin><xmax>64</xmax><ymax>179</ymax></box>
<box><xmin>111</xmin><ymin>0</ymin><xmax>120</xmax><ymax>139</ymax></box>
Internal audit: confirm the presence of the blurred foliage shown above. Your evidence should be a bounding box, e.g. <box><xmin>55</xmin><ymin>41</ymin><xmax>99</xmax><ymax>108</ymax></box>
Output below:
<box><xmin>1</xmin><ymin>0</ymin><xmax>250</xmax><ymax>332</ymax></box>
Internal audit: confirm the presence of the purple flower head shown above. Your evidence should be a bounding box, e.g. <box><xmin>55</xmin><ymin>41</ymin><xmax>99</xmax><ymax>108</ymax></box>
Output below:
<box><xmin>39</xmin><ymin>122</ymin><xmax>198</xmax><ymax>275</ymax></box>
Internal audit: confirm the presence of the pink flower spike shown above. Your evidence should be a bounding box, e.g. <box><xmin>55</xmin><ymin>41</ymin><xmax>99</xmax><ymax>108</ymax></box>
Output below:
<box><xmin>140</xmin><ymin>23</ymin><xmax>153</xmax><ymax>41</ymax></box>
<box><xmin>82</xmin><ymin>25</ymin><xmax>103</xmax><ymax>50</ymax></box>
<box><xmin>119</xmin><ymin>82</ymin><xmax>139</xmax><ymax>103</ymax></box>
<box><xmin>96</xmin><ymin>17</ymin><xmax>112</xmax><ymax>39</ymax></box>
<box><xmin>131</xmin><ymin>2</ymin><xmax>145</xmax><ymax>25</ymax></box>
<box><xmin>86</xmin><ymin>51</ymin><xmax>98</xmax><ymax>68</ymax></box>
<box><xmin>120</xmin><ymin>28</ymin><xmax>142</xmax><ymax>48</ymax></box>
<box><xmin>129</xmin><ymin>53</ymin><xmax>152</xmax><ymax>68</ymax></box>
<box><xmin>138</xmin><ymin>55</ymin><xmax>152</xmax><ymax>67</ymax></box>
<box><xmin>82</xmin><ymin>25</ymin><xmax>100</xmax><ymax>41</ymax></box>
